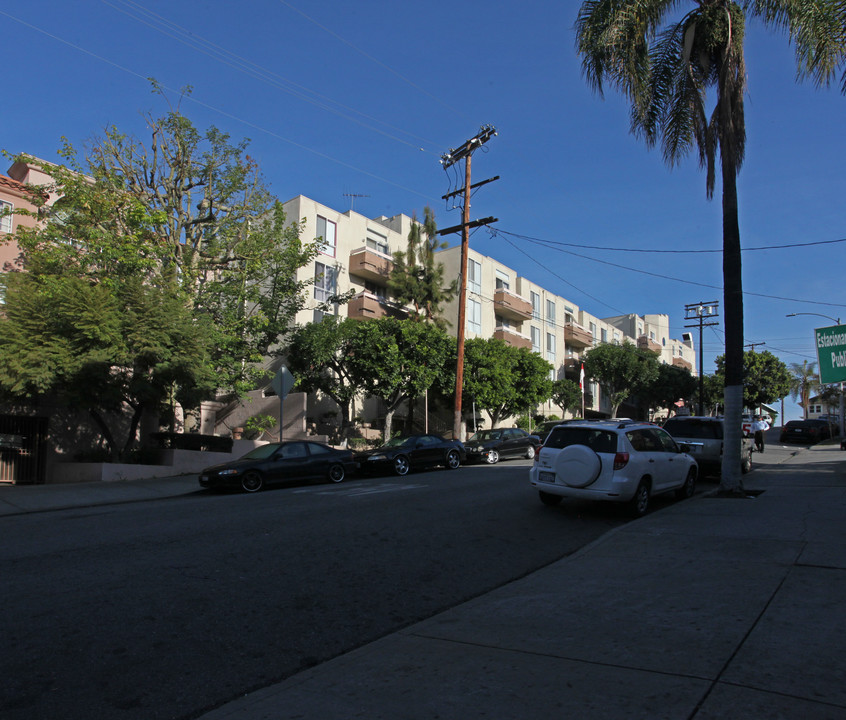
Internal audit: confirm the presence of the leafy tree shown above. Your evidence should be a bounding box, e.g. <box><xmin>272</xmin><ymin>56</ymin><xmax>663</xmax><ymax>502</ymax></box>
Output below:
<box><xmin>463</xmin><ymin>338</ymin><xmax>553</xmax><ymax>428</ymax></box>
<box><xmin>576</xmin><ymin>0</ymin><xmax>846</xmax><ymax>492</ymax></box>
<box><xmin>387</xmin><ymin>206</ymin><xmax>457</xmax><ymax>327</ymax></box>
<box><xmin>346</xmin><ymin>317</ymin><xmax>454</xmax><ymax>440</ymax></box>
<box><xmin>551</xmin><ymin>378</ymin><xmax>583</xmax><ymax>417</ymax></box>
<box><xmin>0</xmin><ymin>272</ymin><xmax>215</xmax><ymax>460</ymax></box>
<box><xmin>643</xmin><ymin>363</ymin><xmax>697</xmax><ymax>418</ymax></box>
<box><xmin>285</xmin><ymin>317</ymin><xmax>362</xmax><ymax>430</ymax></box>
<box><xmin>788</xmin><ymin>359</ymin><xmax>819</xmax><ymax>419</ymax></box>
<box><xmin>714</xmin><ymin>350</ymin><xmax>792</xmax><ymax>411</ymax></box>
<box><xmin>31</xmin><ymin>90</ymin><xmax>319</xmax><ymax>393</ymax></box>
<box><xmin>583</xmin><ymin>341</ymin><xmax>660</xmax><ymax>418</ymax></box>
<box><xmin>700</xmin><ymin>373</ymin><xmax>726</xmax><ymax>415</ymax></box>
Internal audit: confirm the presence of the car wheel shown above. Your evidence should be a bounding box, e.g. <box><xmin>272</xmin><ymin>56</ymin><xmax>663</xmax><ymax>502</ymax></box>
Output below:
<box><xmin>393</xmin><ymin>455</ymin><xmax>410</xmax><ymax>476</ymax></box>
<box><xmin>486</xmin><ymin>449</ymin><xmax>499</xmax><ymax>464</ymax></box>
<box><xmin>675</xmin><ymin>468</ymin><xmax>696</xmax><ymax>500</ymax></box>
<box><xmin>446</xmin><ymin>449</ymin><xmax>461</xmax><ymax>469</ymax></box>
<box><xmin>629</xmin><ymin>481</ymin><xmax>650</xmax><ymax>518</ymax></box>
<box><xmin>328</xmin><ymin>463</ymin><xmax>346</xmax><ymax>483</ymax></box>
<box><xmin>525</xmin><ymin>445</ymin><xmax>536</xmax><ymax>460</ymax></box>
<box><xmin>241</xmin><ymin>471</ymin><xmax>264</xmax><ymax>493</ymax></box>
<box><xmin>539</xmin><ymin>491</ymin><xmax>562</xmax><ymax>506</ymax></box>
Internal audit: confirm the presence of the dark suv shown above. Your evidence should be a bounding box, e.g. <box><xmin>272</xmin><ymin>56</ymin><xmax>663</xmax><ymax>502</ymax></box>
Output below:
<box><xmin>662</xmin><ymin>416</ymin><xmax>752</xmax><ymax>477</ymax></box>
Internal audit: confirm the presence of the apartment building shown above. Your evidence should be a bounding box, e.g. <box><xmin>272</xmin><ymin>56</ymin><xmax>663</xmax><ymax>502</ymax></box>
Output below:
<box><xmin>602</xmin><ymin>313</ymin><xmax>696</xmax><ymax>372</ymax></box>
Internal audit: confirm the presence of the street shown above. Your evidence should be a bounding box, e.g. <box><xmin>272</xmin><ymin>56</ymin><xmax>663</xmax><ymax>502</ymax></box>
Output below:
<box><xmin>1</xmin><ymin>460</ymin><xmax>626</xmax><ymax>720</ymax></box>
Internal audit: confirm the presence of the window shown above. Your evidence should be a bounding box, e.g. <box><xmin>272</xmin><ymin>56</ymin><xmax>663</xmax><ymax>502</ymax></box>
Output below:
<box><xmin>468</xmin><ymin>298</ymin><xmax>482</xmax><ymax>334</ymax></box>
<box><xmin>546</xmin><ymin>299</ymin><xmax>556</xmax><ymax>326</ymax></box>
<box><xmin>601</xmin><ymin>328</ymin><xmax>608</xmax><ymax>343</ymax></box>
<box><xmin>365</xmin><ymin>229</ymin><xmax>388</xmax><ymax>255</ymax></box>
<box><xmin>495</xmin><ymin>269</ymin><xmax>510</xmax><ymax>290</ymax></box>
<box><xmin>531</xmin><ymin>292</ymin><xmax>541</xmax><ymax>319</ymax></box>
<box><xmin>316</xmin><ymin>216</ymin><xmax>337</xmax><ymax>256</ymax></box>
<box><xmin>468</xmin><ymin>259</ymin><xmax>482</xmax><ymax>295</ymax></box>
<box><xmin>314</xmin><ymin>262</ymin><xmax>336</xmax><ymax>303</ymax></box>
<box><xmin>531</xmin><ymin>326</ymin><xmax>541</xmax><ymax>354</ymax></box>
<box><xmin>589</xmin><ymin>322</ymin><xmax>597</xmax><ymax>338</ymax></box>
<box><xmin>546</xmin><ymin>333</ymin><xmax>556</xmax><ymax>367</ymax></box>
<box><xmin>0</xmin><ymin>200</ymin><xmax>12</xmax><ymax>234</ymax></box>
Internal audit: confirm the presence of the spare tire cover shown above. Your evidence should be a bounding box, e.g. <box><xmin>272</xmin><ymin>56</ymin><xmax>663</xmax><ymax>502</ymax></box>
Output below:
<box><xmin>553</xmin><ymin>444</ymin><xmax>601</xmax><ymax>488</ymax></box>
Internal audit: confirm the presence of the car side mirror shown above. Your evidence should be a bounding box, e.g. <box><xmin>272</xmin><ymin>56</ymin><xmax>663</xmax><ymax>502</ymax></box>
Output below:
<box><xmin>678</xmin><ymin>442</ymin><xmax>692</xmax><ymax>454</ymax></box>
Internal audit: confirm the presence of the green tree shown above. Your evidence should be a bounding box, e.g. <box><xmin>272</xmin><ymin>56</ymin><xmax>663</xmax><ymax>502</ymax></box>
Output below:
<box><xmin>643</xmin><ymin>363</ymin><xmax>697</xmax><ymax>418</ymax></box>
<box><xmin>285</xmin><ymin>317</ymin><xmax>362</xmax><ymax>431</ymax></box>
<box><xmin>387</xmin><ymin>207</ymin><xmax>457</xmax><ymax>327</ymax></box>
<box><xmin>583</xmin><ymin>342</ymin><xmax>660</xmax><ymax>418</ymax></box>
<box><xmin>463</xmin><ymin>338</ymin><xmax>553</xmax><ymax>428</ymax></box>
<box><xmin>40</xmin><ymin>90</ymin><xmax>319</xmax><ymax>393</ymax></box>
<box><xmin>346</xmin><ymin>317</ymin><xmax>454</xmax><ymax>441</ymax></box>
<box><xmin>0</xmin><ymin>272</ymin><xmax>214</xmax><ymax>460</ymax></box>
<box><xmin>551</xmin><ymin>378</ymin><xmax>583</xmax><ymax>417</ymax></box>
<box><xmin>788</xmin><ymin>359</ymin><xmax>819</xmax><ymax>419</ymax></box>
<box><xmin>714</xmin><ymin>350</ymin><xmax>792</xmax><ymax>411</ymax></box>
<box><xmin>576</xmin><ymin>0</ymin><xmax>846</xmax><ymax>492</ymax></box>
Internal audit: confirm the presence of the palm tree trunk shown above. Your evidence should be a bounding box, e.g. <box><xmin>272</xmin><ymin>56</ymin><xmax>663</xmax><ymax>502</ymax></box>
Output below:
<box><xmin>720</xmin><ymin>154</ymin><xmax>744</xmax><ymax>494</ymax></box>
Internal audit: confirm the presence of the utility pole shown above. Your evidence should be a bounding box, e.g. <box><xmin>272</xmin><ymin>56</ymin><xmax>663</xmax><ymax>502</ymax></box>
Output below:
<box><xmin>685</xmin><ymin>301</ymin><xmax>719</xmax><ymax>415</ymax></box>
<box><xmin>439</xmin><ymin>125</ymin><xmax>498</xmax><ymax>441</ymax></box>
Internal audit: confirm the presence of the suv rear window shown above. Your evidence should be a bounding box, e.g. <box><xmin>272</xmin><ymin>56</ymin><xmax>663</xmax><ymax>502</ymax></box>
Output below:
<box><xmin>544</xmin><ymin>427</ymin><xmax>617</xmax><ymax>454</ymax></box>
<box><xmin>663</xmin><ymin>419</ymin><xmax>722</xmax><ymax>439</ymax></box>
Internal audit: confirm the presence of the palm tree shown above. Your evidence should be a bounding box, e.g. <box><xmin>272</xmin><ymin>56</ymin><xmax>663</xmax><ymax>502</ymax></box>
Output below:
<box><xmin>575</xmin><ymin>0</ymin><xmax>846</xmax><ymax>493</ymax></box>
<box><xmin>789</xmin><ymin>360</ymin><xmax>819</xmax><ymax>419</ymax></box>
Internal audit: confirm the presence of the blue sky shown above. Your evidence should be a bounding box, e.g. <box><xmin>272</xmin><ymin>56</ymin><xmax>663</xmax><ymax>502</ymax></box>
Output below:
<box><xmin>3</xmin><ymin>0</ymin><xmax>844</xmax><ymax>421</ymax></box>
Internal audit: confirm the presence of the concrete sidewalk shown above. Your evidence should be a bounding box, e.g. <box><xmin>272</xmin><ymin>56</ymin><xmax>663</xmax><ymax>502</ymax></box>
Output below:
<box><xmin>197</xmin><ymin>441</ymin><xmax>846</xmax><ymax>720</ymax></box>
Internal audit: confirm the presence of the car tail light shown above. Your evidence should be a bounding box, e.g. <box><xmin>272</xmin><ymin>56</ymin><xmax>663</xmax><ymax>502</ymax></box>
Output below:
<box><xmin>534</xmin><ymin>446</ymin><xmax>543</xmax><ymax>463</ymax></box>
<box><xmin>613</xmin><ymin>452</ymin><xmax>629</xmax><ymax>470</ymax></box>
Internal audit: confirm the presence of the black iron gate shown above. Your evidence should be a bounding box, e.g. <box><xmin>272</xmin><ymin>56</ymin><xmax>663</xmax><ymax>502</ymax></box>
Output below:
<box><xmin>0</xmin><ymin>415</ymin><xmax>48</xmax><ymax>484</ymax></box>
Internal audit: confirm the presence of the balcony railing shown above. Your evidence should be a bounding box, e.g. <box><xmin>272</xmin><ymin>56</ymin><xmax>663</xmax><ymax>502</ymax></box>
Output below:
<box><xmin>493</xmin><ymin>325</ymin><xmax>532</xmax><ymax>350</ymax></box>
<box><xmin>493</xmin><ymin>287</ymin><xmax>532</xmax><ymax>321</ymax></box>
<box><xmin>349</xmin><ymin>247</ymin><xmax>393</xmax><ymax>285</ymax></box>
<box><xmin>348</xmin><ymin>291</ymin><xmax>389</xmax><ymax>320</ymax></box>
<box><xmin>637</xmin><ymin>336</ymin><xmax>662</xmax><ymax>354</ymax></box>
<box><xmin>564</xmin><ymin>322</ymin><xmax>593</xmax><ymax>349</ymax></box>
<box><xmin>672</xmin><ymin>356</ymin><xmax>693</xmax><ymax>371</ymax></box>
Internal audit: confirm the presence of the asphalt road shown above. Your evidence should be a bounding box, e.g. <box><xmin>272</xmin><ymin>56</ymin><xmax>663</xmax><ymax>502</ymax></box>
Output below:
<box><xmin>0</xmin><ymin>459</ymin><xmax>631</xmax><ymax>720</ymax></box>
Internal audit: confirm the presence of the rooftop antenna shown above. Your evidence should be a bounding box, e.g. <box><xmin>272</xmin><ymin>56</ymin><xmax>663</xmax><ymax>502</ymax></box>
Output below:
<box><xmin>343</xmin><ymin>193</ymin><xmax>369</xmax><ymax>211</ymax></box>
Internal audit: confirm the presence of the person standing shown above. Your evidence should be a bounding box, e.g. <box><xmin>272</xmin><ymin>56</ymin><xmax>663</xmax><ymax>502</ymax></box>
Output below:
<box><xmin>752</xmin><ymin>415</ymin><xmax>770</xmax><ymax>453</ymax></box>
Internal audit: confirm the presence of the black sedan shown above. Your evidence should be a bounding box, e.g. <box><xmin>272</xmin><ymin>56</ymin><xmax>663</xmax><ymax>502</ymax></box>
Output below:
<box><xmin>465</xmin><ymin>427</ymin><xmax>541</xmax><ymax>464</ymax></box>
<box><xmin>779</xmin><ymin>419</ymin><xmax>834</xmax><ymax>444</ymax></box>
<box><xmin>199</xmin><ymin>441</ymin><xmax>357</xmax><ymax>493</ymax></box>
<box><xmin>356</xmin><ymin>434</ymin><xmax>466</xmax><ymax>476</ymax></box>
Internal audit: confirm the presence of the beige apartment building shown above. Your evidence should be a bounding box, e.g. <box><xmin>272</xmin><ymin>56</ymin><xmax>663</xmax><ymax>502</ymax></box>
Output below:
<box><xmin>276</xmin><ymin>196</ymin><xmax>697</xmax><ymax>427</ymax></box>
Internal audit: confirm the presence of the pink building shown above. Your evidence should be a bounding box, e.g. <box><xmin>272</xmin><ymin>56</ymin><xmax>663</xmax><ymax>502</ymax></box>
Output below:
<box><xmin>0</xmin><ymin>157</ymin><xmax>55</xmax><ymax>271</ymax></box>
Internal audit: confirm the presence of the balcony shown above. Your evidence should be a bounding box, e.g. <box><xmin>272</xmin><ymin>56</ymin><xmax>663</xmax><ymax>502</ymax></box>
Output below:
<box><xmin>564</xmin><ymin>322</ymin><xmax>593</xmax><ymax>349</ymax></box>
<box><xmin>348</xmin><ymin>291</ymin><xmax>389</xmax><ymax>320</ymax></box>
<box><xmin>349</xmin><ymin>247</ymin><xmax>393</xmax><ymax>285</ymax></box>
<box><xmin>637</xmin><ymin>336</ymin><xmax>662</xmax><ymax>354</ymax></box>
<box><xmin>672</xmin><ymin>356</ymin><xmax>693</xmax><ymax>371</ymax></box>
<box><xmin>494</xmin><ymin>325</ymin><xmax>532</xmax><ymax>350</ymax></box>
<box><xmin>493</xmin><ymin>288</ymin><xmax>532</xmax><ymax>321</ymax></box>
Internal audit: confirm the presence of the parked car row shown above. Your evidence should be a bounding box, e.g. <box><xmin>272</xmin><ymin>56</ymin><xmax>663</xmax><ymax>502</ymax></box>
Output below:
<box><xmin>198</xmin><ymin>428</ymin><xmax>542</xmax><ymax>493</ymax></box>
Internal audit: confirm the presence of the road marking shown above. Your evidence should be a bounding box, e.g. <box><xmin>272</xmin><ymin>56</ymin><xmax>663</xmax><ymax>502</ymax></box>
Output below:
<box><xmin>293</xmin><ymin>482</ymin><xmax>424</xmax><ymax>497</ymax></box>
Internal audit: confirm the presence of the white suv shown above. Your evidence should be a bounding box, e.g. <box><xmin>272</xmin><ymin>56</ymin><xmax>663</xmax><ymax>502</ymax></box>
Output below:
<box><xmin>529</xmin><ymin>420</ymin><xmax>697</xmax><ymax>517</ymax></box>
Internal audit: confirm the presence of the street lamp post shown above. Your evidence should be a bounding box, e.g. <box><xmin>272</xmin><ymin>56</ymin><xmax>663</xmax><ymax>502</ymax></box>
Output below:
<box><xmin>786</xmin><ymin>312</ymin><xmax>845</xmax><ymax>437</ymax></box>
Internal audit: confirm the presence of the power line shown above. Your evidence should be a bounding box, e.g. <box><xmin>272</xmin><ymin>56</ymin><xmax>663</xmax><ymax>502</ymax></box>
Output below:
<box><xmin>493</xmin><ymin>227</ymin><xmax>846</xmax><ymax>254</ymax></box>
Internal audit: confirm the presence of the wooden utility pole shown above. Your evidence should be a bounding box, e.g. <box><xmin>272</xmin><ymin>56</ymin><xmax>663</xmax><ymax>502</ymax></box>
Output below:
<box><xmin>685</xmin><ymin>301</ymin><xmax>719</xmax><ymax>416</ymax></box>
<box><xmin>438</xmin><ymin>126</ymin><xmax>498</xmax><ymax>440</ymax></box>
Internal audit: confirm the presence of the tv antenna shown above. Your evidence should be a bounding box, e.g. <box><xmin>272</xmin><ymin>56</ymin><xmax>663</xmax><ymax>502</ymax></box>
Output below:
<box><xmin>343</xmin><ymin>193</ymin><xmax>369</xmax><ymax>211</ymax></box>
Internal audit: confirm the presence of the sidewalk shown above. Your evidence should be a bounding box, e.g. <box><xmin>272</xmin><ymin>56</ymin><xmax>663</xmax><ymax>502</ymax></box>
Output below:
<box><xmin>199</xmin><ymin>441</ymin><xmax>846</xmax><ymax>720</ymax></box>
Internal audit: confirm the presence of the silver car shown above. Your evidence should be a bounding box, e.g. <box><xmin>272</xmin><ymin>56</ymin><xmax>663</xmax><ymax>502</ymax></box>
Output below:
<box><xmin>662</xmin><ymin>416</ymin><xmax>752</xmax><ymax>477</ymax></box>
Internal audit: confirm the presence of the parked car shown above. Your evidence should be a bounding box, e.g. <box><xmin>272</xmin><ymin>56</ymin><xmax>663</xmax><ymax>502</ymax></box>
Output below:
<box><xmin>199</xmin><ymin>441</ymin><xmax>357</xmax><ymax>493</ymax></box>
<box><xmin>662</xmin><ymin>416</ymin><xmax>752</xmax><ymax>477</ymax></box>
<box><xmin>779</xmin><ymin>419</ymin><xmax>834</xmax><ymax>444</ymax></box>
<box><xmin>529</xmin><ymin>419</ymin><xmax>697</xmax><ymax>517</ymax></box>
<box><xmin>465</xmin><ymin>427</ymin><xmax>541</xmax><ymax>464</ymax></box>
<box><xmin>533</xmin><ymin>420</ymin><xmax>571</xmax><ymax>445</ymax></box>
<box><xmin>356</xmin><ymin>434</ymin><xmax>465</xmax><ymax>476</ymax></box>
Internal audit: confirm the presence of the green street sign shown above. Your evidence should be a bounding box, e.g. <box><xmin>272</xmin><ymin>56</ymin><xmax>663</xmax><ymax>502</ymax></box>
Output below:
<box><xmin>815</xmin><ymin>325</ymin><xmax>846</xmax><ymax>384</ymax></box>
